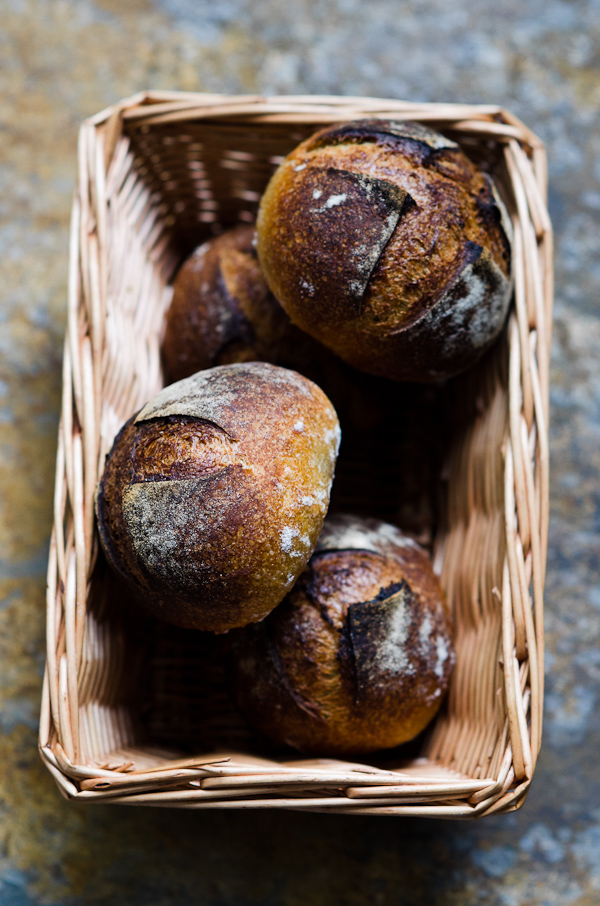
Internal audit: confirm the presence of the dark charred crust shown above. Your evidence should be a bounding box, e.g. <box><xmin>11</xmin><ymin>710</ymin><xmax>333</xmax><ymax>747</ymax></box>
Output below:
<box><xmin>95</xmin><ymin>416</ymin><xmax>147</xmax><ymax>590</ymax></box>
<box><xmin>95</xmin><ymin>487</ymin><xmax>136</xmax><ymax>588</ymax></box>
<box><xmin>297</xmin><ymin>562</ymin><xmax>337</xmax><ymax>630</ymax></box>
<box><xmin>343</xmin><ymin>237</ymin><xmax>511</xmax><ymax>382</ymax></box>
<box><xmin>475</xmin><ymin>184</ymin><xmax>503</xmax><ymax>229</ymax></box>
<box><xmin>212</xmin><ymin>266</ymin><xmax>257</xmax><ymax>356</ymax></box>
<box><xmin>371</xmin><ymin>580</ymin><xmax>406</xmax><ymax>604</ymax></box>
<box><xmin>135</xmin><ymin>414</ymin><xmax>234</xmax><ymax>438</ymax></box>
<box><xmin>162</xmin><ymin>225</ymin><xmax>263</xmax><ymax>382</ymax></box>
<box><xmin>336</xmin><ymin>616</ymin><xmax>358</xmax><ymax>703</ymax></box>
<box><xmin>263</xmin><ymin>621</ymin><xmax>326</xmax><ymax>722</ymax></box>
<box><xmin>477</xmin><ymin>174</ymin><xmax>512</xmax><ymax>272</ymax></box>
<box><xmin>290</xmin><ymin>166</ymin><xmax>414</xmax><ymax>317</ymax></box>
<box><xmin>310</xmin><ymin>547</ymin><xmax>380</xmax><ymax>562</ymax></box>
<box><xmin>346</xmin><ymin>580</ymin><xmax>416</xmax><ymax>705</ymax></box>
<box><xmin>378</xmin><ymin>245</ymin><xmax>512</xmax><ymax>381</ymax></box>
<box><xmin>305</xmin><ymin>120</ymin><xmax>459</xmax><ymax>165</ymax></box>
<box><xmin>461</xmin><ymin>240</ymin><xmax>485</xmax><ymax>268</ymax></box>
<box><xmin>299</xmin><ymin>548</ymin><xmax>394</xmax><ymax>630</ymax></box>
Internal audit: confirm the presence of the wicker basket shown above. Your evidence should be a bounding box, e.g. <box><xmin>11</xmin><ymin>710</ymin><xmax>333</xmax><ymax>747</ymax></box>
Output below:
<box><xmin>40</xmin><ymin>92</ymin><xmax>552</xmax><ymax>817</ymax></box>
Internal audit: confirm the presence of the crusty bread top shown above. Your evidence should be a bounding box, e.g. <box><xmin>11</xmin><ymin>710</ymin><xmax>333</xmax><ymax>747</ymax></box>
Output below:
<box><xmin>96</xmin><ymin>363</ymin><xmax>341</xmax><ymax>632</ymax></box>
<box><xmin>230</xmin><ymin>514</ymin><xmax>454</xmax><ymax>754</ymax></box>
<box><xmin>257</xmin><ymin>119</ymin><xmax>513</xmax><ymax>382</ymax></box>
<box><xmin>161</xmin><ymin>225</ymin><xmax>322</xmax><ymax>383</ymax></box>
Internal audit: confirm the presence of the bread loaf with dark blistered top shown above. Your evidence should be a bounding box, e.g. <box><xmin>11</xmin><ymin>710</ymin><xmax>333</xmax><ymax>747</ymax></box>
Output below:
<box><xmin>161</xmin><ymin>225</ymin><xmax>322</xmax><ymax>384</ymax></box>
<box><xmin>95</xmin><ymin>362</ymin><xmax>341</xmax><ymax>633</ymax></box>
<box><xmin>256</xmin><ymin>119</ymin><xmax>512</xmax><ymax>383</ymax></box>
<box><xmin>230</xmin><ymin>514</ymin><xmax>455</xmax><ymax>755</ymax></box>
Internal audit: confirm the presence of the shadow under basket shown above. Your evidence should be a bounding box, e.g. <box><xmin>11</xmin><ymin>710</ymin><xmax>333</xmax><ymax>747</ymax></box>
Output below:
<box><xmin>41</xmin><ymin>93</ymin><xmax>552</xmax><ymax>817</ymax></box>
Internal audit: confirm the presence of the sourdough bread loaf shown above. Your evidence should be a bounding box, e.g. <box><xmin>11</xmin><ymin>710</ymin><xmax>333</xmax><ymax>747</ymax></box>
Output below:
<box><xmin>162</xmin><ymin>225</ymin><xmax>322</xmax><ymax>384</ymax></box>
<box><xmin>230</xmin><ymin>514</ymin><xmax>454</xmax><ymax>754</ymax></box>
<box><xmin>256</xmin><ymin>119</ymin><xmax>512</xmax><ymax>382</ymax></box>
<box><xmin>95</xmin><ymin>363</ymin><xmax>341</xmax><ymax>632</ymax></box>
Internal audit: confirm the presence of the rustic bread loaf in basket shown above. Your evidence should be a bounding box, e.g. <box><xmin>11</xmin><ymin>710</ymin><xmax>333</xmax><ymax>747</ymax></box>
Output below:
<box><xmin>40</xmin><ymin>92</ymin><xmax>552</xmax><ymax>817</ymax></box>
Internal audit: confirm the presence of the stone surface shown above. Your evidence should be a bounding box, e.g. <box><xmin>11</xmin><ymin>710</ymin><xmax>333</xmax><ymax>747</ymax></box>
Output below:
<box><xmin>1</xmin><ymin>0</ymin><xmax>599</xmax><ymax>903</ymax></box>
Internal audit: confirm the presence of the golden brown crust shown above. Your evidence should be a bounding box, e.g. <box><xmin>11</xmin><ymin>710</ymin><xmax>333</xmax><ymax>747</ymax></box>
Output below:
<box><xmin>256</xmin><ymin>119</ymin><xmax>512</xmax><ymax>383</ymax></box>
<box><xmin>95</xmin><ymin>363</ymin><xmax>341</xmax><ymax>632</ymax></box>
<box><xmin>230</xmin><ymin>515</ymin><xmax>454</xmax><ymax>755</ymax></box>
<box><xmin>161</xmin><ymin>224</ymin><xmax>324</xmax><ymax>384</ymax></box>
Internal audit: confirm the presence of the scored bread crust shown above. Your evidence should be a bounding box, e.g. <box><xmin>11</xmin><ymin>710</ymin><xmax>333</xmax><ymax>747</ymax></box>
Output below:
<box><xmin>230</xmin><ymin>515</ymin><xmax>455</xmax><ymax>755</ymax></box>
<box><xmin>256</xmin><ymin>119</ymin><xmax>513</xmax><ymax>383</ymax></box>
<box><xmin>95</xmin><ymin>363</ymin><xmax>341</xmax><ymax>632</ymax></box>
<box><xmin>161</xmin><ymin>225</ymin><xmax>323</xmax><ymax>384</ymax></box>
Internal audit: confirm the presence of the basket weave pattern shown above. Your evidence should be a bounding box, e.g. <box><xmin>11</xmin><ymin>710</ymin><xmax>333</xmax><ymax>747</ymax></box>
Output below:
<box><xmin>40</xmin><ymin>93</ymin><xmax>552</xmax><ymax>817</ymax></box>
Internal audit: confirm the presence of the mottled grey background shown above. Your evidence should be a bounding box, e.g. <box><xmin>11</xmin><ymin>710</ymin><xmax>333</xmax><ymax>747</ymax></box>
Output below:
<box><xmin>1</xmin><ymin>0</ymin><xmax>599</xmax><ymax>903</ymax></box>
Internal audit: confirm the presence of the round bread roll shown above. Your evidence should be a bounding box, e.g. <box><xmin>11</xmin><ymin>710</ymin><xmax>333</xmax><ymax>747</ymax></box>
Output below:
<box><xmin>95</xmin><ymin>363</ymin><xmax>341</xmax><ymax>633</ymax></box>
<box><xmin>230</xmin><ymin>514</ymin><xmax>454</xmax><ymax>755</ymax></box>
<box><xmin>162</xmin><ymin>225</ymin><xmax>321</xmax><ymax>384</ymax></box>
<box><xmin>256</xmin><ymin>119</ymin><xmax>513</xmax><ymax>383</ymax></box>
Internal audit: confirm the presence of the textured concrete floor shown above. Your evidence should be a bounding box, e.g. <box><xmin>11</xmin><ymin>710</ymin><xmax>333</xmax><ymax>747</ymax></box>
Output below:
<box><xmin>1</xmin><ymin>0</ymin><xmax>600</xmax><ymax>903</ymax></box>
